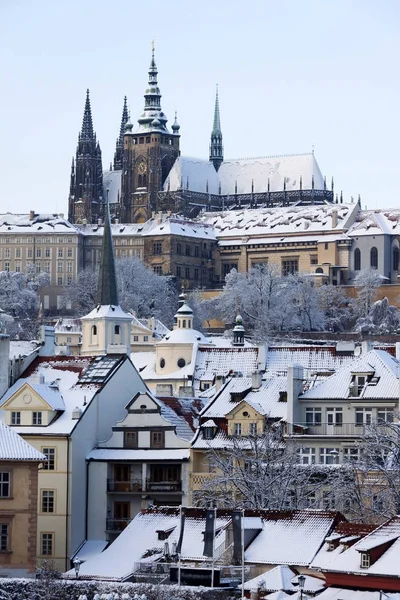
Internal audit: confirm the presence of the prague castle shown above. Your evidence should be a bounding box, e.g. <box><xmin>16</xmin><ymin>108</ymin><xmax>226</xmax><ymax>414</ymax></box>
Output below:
<box><xmin>68</xmin><ymin>47</ymin><xmax>335</xmax><ymax>226</ymax></box>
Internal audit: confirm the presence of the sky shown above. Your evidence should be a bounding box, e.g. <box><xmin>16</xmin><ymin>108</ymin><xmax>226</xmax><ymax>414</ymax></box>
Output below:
<box><xmin>0</xmin><ymin>0</ymin><xmax>399</xmax><ymax>215</ymax></box>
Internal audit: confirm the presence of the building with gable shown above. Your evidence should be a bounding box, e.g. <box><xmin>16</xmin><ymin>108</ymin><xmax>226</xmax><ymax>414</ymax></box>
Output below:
<box><xmin>285</xmin><ymin>349</ymin><xmax>400</xmax><ymax>468</ymax></box>
<box><xmin>0</xmin><ymin>201</ymin><xmax>149</xmax><ymax>570</ymax></box>
<box><xmin>0</xmin><ymin>421</ymin><xmax>45</xmax><ymax>577</ymax></box>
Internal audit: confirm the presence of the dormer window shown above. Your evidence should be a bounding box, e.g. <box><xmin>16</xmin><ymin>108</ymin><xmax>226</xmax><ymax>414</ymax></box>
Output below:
<box><xmin>349</xmin><ymin>375</ymin><xmax>367</xmax><ymax>397</ymax></box>
<box><xmin>360</xmin><ymin>552</ymin><xmax>370</xmax><ymax>568</ymax></box>
<box><xmin>32</xmin><ymin>411</ymin><xmax>42</xmax><ymax>425</ymax></box>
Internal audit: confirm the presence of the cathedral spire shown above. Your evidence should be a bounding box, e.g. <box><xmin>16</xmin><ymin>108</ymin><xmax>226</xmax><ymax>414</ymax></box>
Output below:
<box><xmin>209</xmin><ymin>85</ymin><xmax>223</xmax><ymax>172</ymax></box>
<box><xmin>113</xmin><ymin>96</ymin><xmax>128</xmax><ymax>170</ymax></box>
<box><xmin>97</xmin><ymin>195</ymin><xmax>118</xmax><ymax>306</ymax></box>
<box><xmin>80</xmin><ymin>89</ymin><xmax>95</xmax><ymax>140</ymax></box>
<box><xmin>137</xmin><ymin>42</ymin><xmax>169</xmax><ymax>132</ymax></box>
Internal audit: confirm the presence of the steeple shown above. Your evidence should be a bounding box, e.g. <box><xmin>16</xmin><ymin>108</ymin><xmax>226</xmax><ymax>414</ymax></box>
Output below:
<box><xmin>113</xmin><ymin>96</ymin><xmax>129</xmax><ymax>170</ymax></box>
<box><xmin>80</xmin><ymin>89</ymin><xmax>95</xmax><ymax>140</ymax></box>
<box><xmin>209</xmin><ymin>85</ymin><xmax>223</xmax><ymax>172</ymax></box>
<box><xmin>97</xmin><ymin>197</ymin><xmax>119</xmax><ymax>306</ymax></box>
<box><xmin>137</xmin><ymin>42</ymin><xmax>169</xmax><ymax>133</ymax></box>
<box><xmin>68</xmin><ymin>89</ymin><xmax>103</xmax><ymax>224</ymax></box>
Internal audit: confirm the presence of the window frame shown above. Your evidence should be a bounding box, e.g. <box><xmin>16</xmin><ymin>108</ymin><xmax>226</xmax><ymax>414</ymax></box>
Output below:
<box><xmin>0</xmin><ymin>472</ymin><xmax>10</xmax><ymax>498</ymax></box>
<box><xmin>150</xmin><ymin>430</ymin><xmax>165</xmax><ymax>449</ymax></box>
<box><xmin>41</xmin><ymin>490</ymin><xmax>55</xmax><ymax>513</ymax></box>
<box><xmin>124</xmin><ymin>431</ymin><xmax>138</xmax><ymax>448</ymax></box>
<box><xmin>40</xmin><ymin>532</ymin><xmax>54</xmax><ymax>557</ymax></box>
<box><xmin>42</xmin><ymin>448</ymin><xmax>56</xmax><ymax>470</ymax></box>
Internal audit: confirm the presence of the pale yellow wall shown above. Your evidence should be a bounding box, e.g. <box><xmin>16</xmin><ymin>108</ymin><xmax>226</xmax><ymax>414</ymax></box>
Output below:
<box><xmin>226</xmin><ymin>401</ymin><xmax>264</xmax><ymax>436</ymax></box>
<box><xmin>2</xmin><ymin>385</ymin><xmax>57</xmax><ymax>427</ymax></box>
<box><xmin>155</xmin><ymin>343</ymin><xmax>194</xmax><ymax>376</ymax></box>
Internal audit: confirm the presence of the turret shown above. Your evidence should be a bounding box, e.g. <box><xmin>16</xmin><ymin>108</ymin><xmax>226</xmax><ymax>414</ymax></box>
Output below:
<box><xmin>232</xmin><ymin>315</ymin><xmax>245</xmax><ymax>346</ymax></box>
<box><xmin>209</xmin><ymin>85</ymin><xmax>223</xmax><ymax>172</ymax></box>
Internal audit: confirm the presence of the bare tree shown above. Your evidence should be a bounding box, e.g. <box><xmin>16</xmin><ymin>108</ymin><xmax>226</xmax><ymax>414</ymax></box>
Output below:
<box><xmin>354</xmin><ymin>268</ymin><xmax>382</xmax><ymax>317</ymax></box>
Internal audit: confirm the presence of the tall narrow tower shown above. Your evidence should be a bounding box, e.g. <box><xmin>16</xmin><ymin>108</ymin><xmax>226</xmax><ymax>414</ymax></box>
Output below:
<box><xmin>120</xmin><ymin>45</ymin><xmax>180</xmax><ymax>223</ymax></box>
<box><xmin>81</xmin><ymin>198</ymin><xmax>132</xmax><ymax>356</ymax></box>
<box><xmin>68</xmin><ymin>90</ymin><xmax>103</xmax><ymax>224</ymax></box>
<box><xmin>209</xmin><ymin>85</ymin><xmax>223</xmax><ymax>172</ymax></box>
<box><xmin>113</xmin><ymin>96</ymin><xmax>129</xmax><ymax>171</ymax></box>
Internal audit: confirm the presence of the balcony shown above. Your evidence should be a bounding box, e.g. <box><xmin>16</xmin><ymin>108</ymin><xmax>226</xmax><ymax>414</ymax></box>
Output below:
<box><xmin>190</xmin><ymin>472</ymin><xmax>215</xmax><ymax>490</ymax></box>
<box><xmin>286</xmin><ymin>422</ymin><xmax>368</xmax><ymax>436</ymax></box>
<box><xmin>146</xmin><ymin>480</ymin><xmax>181</xmax><ymax>493</ymax></box>
<box><xmin>106</xmin><ymin>518</ymin><xmax>132</xmax><ymax>532</ymax></box>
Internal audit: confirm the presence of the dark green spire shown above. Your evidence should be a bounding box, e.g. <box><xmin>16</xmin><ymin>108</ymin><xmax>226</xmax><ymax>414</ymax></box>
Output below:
<box><xmin>97</xmin><ymin>196</ymin><xmax>119</xmax><ymax>306</ymax></box>
<box><xmin>210</xmin><ymin>85</ymin><xmax>223</xmax><ymax>172</ymax></box>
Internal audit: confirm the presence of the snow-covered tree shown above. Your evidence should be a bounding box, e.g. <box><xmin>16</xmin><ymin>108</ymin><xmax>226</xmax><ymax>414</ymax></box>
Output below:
<box><xmin>354</xmin><ymin>269</ymin><xmax>382</xmax><ymax>317</ymax></box>
<box><xmin>0</xmin><ymin>269</ymin><xmax>50</xmax><ymax>339</ymax></box>
<box><xmin>286</xmin><ymin>274</ymin><xmax>325</xmax><ymax>332</ymax></box>
<box><xmin>355</xmin><ymin>297</ymin><xmax>400</xmax><ymax>334</ymax></box>
<box><xmin>317</xmin><ymin>284</ymin><xmax>354</xmax><ymax>332</ymax></box>
<box><xmin>194</xmin><ymin>426</ymin><xmax>351</xmax><ymax>512</ymax></box>
<box><xmin>62</xmin><ymin>258</ymin><xmax>178</xmax><ymax>327</ymax></box>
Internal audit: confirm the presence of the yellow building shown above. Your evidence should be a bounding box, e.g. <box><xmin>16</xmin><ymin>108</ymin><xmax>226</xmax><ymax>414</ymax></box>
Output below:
<box><xmin>0</xmin><ymin>421</ymin><xmax>45</xmax><ymax>577</ymax></box>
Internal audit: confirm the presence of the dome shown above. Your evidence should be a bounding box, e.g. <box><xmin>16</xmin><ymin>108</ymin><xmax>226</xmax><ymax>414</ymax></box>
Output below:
<box><xmin>151</xmin><ymin>118</ymin><xmax>161</xmax><ymax>127</ymax></box>
<box><xmin>176</xmin><ymin>302</ymin><xmax>193</xmax><ymax>316</ymax></box>
<box><xmin>158</xmin><ymin>327</ymin><xmax>209</xmax><ymax>345</ymax></box>
<box><xmin>124</xmin><ymin>120</ymin><xmax>133</xmax><ymax>133</ymax></box>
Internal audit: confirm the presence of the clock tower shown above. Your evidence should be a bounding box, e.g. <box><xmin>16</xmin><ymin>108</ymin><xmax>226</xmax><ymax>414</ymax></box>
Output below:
<box><xmin>120</xmin><ymin>45</ymin><xmax>180</xmax><ymax>223</ymax></box>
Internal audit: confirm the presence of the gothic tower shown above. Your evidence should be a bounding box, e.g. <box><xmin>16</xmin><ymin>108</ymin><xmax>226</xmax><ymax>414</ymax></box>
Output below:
<box><xmin>120</xmin><ymin>46</ymin><xmax>180</xmax><ymax>223</ymax></box>
<box><xmin>209</xmin><ymin>85</ymin><xmax>223</xmax><ymax>172</ymax></box>
<box><xmin>81</xmin><ymin>199</ymin><xmax>132</xmax><ymax>356</ymax></box>
<box><xmin>68</xmin><ymin>89</ymin><xmax>103</xmax><ymax>224</ymax></box>
<box><xmin>113</xmin><ymin>96</ymin><xmax>129</xmax><ymax>171</ymax></box>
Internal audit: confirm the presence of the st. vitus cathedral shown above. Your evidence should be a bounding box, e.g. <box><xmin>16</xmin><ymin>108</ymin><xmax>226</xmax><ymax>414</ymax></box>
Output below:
<box><xmin>68</xmin><ymin>47</ymin><xmax>333</xmax><ymax>225</ymax></box>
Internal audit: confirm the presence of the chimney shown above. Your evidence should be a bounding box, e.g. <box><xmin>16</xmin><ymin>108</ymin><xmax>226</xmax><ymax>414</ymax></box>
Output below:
<box><xmin>252</xmin><ymin>371</ymin><xmax>262</xmax><ymax>390</ymax></box>
<box><xmin>215</xmin><ymin>375</ymin><xmax>225</xmax><ymax>392</ymax></box>
<box><xmin>39</xmin><ymin>326</ymin><xmax>56</xmax><ymax>357</ymax></box>
<box><xmin>287</xmin><ymin>364</ymin><xmax>304</xmax><ymax>432</ymax></box>
<box><xmin>396</xmin><ymin>342</ymin><xmax>400</xmax><ymax>361</ymax></box>
<box><xmin>39</xmin><ymin>372</ymin><xmax>45</xmax><ymax>385</ymax></box>
<box><xmin>29</xmin><ymin>210</ymin><xmax>35</xmax><ymax>220</ymax></box>
<box><xmin>157</xmin><ymin>211</ymin><xmax>163</xmax><ymax>224</ymax></box>
<box><xmin>361</xmin><ymin>340</ymin><xmax>373</xmax><ymax>355</ymax></box>
<box><xmin>332</xmin><ymin>209</ymin><xmax>338</xmax><ymax>228</ymax></box>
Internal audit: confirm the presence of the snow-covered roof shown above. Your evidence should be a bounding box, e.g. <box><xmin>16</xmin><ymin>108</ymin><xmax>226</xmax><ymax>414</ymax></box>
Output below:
<box><xmin>166</xmin><ymin>153</ymin><xmax>326</xmax><ymax>195</ymax></box>
<box><xmin>347</xmin><ymin>208</ymin><xmax>400</xmax><ymax>237</ymax></box>
<box><xmin>199</xmin><ymin>376</ymin><xmax>287</xmax><ymax>421</ymax></box>
<box><xmin>66</xmin><ymin>507</ymin><xmax>337</xmax><ymax>581</ymax></box>
<box><xmin>1</xmin><ymin>357</ymin><xmax>100</xmax><ymax>435</ymax></box>
<box><xmin>87</xmin><ymin>448</ymin><xmax>190</xmax><ymax>461</ymax></box>
<box><xmin>158</xmin><ymin>328</ymin><xmax>208</xmax><ymax>345</ymax></box>
<box><xmin>243</xmin><ymin>565</ymin><xmax>324</xmax><ymax>593</ymax></box>
<box><xmin>9</xmin><ymin>340</ymin><xmax>39</xmax><ymax>359</ymax></box>
<box><xmin>266</xmin><ymin>345</ymin><xmax>355</xmax><ymax>377</ymax></box>
<box><xmin>54</xmin><ymin>318</ymin><xmax>82</xmax><ymax>334</ymax></box>
<box><xmin>72</xmin><ymin>540</ymin><xmax>108</xmax><ymax>563</ymax></box>
<box><xmin>0</xmin><ymin>378</ymin><xmax>66</xmax><ymax>411</ymax></box>
<box><xmin>81</xmin><ymin>304</ymin><xmax>132</xmax><ymax>321</ymax></box>
<box><xmin>200</xmin><ymin>203</ymin><xmax>358</xmax><ymax>240</ymax></box>
<box><xmin>0</xmin><ymin>213</ymin><xmax>77</xmax><ymax>233</ymax></box>
<box><xmin>316</xmin><ymin>591</ymin><xmax>399</xmax><ymax>600</ymax></box>
<box><xmin>300</xmin><ymin>349</ymin><xmax>399</xmax><ymax>401</ymax></box>
<box><xmin>194</xmin><ymin>346</ymin><xmax>260</xmax><ymax>391</ymax></box>
<box><xmin>244</xmin><ymin>510</ymin><xmax>338</xmax><ymax>566</ymax></box>
<box><xmin>0</xmin><ymin>420</ymin><xmax>46</xmax><ymax>461</ymax></box>
<box><xmin>314</xmin><ymin>516</ymin><xmax>400</xmax><ymax>578</ymax></box>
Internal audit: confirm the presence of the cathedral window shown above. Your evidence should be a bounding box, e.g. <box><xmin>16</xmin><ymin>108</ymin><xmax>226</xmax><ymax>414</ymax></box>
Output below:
<box><xmin>370</xmin><ymin>247</ymin><xmax>378</xmax><ymax>269</ymax></box>
<box><xmin>354</xmin><ymin>248</ymin><xmax>361</xmax><ymax>271</ymax></box>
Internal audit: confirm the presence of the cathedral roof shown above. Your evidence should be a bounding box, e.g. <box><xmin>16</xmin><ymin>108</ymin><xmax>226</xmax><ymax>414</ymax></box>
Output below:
<box><xmin>165</xmin><ymin>152</ymin><xmax>325</xmax><ymax>195</ymax></box>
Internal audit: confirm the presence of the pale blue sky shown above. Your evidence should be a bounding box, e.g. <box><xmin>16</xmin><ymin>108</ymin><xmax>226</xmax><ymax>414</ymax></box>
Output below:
<box><xmin>0</xmin><ymin>0</ymin><xmax>399</xmax><ymax>215</ymax></box>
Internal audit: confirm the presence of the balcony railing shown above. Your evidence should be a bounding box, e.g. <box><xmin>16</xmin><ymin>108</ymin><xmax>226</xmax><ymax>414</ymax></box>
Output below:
<box><xmin>107</xmin><ymin>479</ymin><xmax>182</xmax><ymax>493</ymax></box>
<box><xmin>190</xmin><ymin>472</ymin><xmax>215</xmax><ymax>489</ymax></box>
<box><xmin>286</xmin><ymin>422</ymin><xmax>369</xmax><ymax>436</ymax></box>
<box><xmin>106</xmin><ymin>518</ymin><xmax>132</xmax><ymax>532</ymax></box>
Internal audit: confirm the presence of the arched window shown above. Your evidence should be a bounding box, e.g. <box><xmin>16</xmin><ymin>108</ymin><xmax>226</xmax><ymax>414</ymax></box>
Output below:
<box><xmin>138</xmin><ymin>174</ymin><xmax>143</xmax><ymax>188</ymax></box>
<box><xmin>354</xmin><ymin>248</ymin><xmax>361</xmax><ymax>271</ymax></box>
<box><xmin>182</xmin><ymin>319</ymin><xmax>186</xmax><ymax>328</ymax></box>
<box><xmin>315</xmin><ymin>267</ymin><xmax>324</xmax><ymax>274</ymax></box>
<box><xmin>370</xmin><ymin>247</ymin><xmax>378</xmax><ymax>269</ymax></box>
<box><xmin>92</xmin><ymin>325</ymin><xmax>97</xmax><ymax>336</ymax></box>
<box><xmin>393</xmin><ymin>247</ymin><xmax>399</xmax><ymax>271</ymax></box>
<box><xmin>114</xmin><ymin>325</ymin><xmax>120</xmax><ymax>335</ymax></box>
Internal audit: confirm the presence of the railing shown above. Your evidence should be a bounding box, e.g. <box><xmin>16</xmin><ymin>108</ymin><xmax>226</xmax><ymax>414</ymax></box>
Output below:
<box><xmin>107</xmin><ymin>479</ymin><xmax>182</xmax><ymax>493</ymax></box>
<box><xmin>286</xmin><ymin>422</ymin><xmax>368</xmax><ymax>436</ymax></box>
<box><xmin>190</xmin><ymin>473</ymin><xmax>215</xmax><ymax>488</ymax></box>
<box><xmin>146</xmin><ymin>480</ymin><xmax>182</xmax><ymax>492</ymax></box>
<box><xmin>106</xmin><ymin>518</ymin><xmax>132</xmax><ymax>532</ymax></box>
<box><xmin>107</xmin><ymin>479</ymin><xmax>143</xmax><ymax>492</ymax></box>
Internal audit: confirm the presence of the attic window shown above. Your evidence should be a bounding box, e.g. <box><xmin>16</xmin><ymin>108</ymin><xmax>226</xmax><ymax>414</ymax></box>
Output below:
<box><xmin>360</xmin><ymin>552</ymin><xmax>370</xmax><ymax>568</ymax></box>
<box><xmin>279</xmin><ymin>391</ymin><xmax>287</xmax><ymax>402</ymax></box>
<box><xmin>156</xmin><ymin>527</ymin><xmax>175</xmax><ymax>541</ymax></box>
<box><xmin>349</xmin><ymin>375</ymin><xmax>367</xmax><ymax>397</ymax></box>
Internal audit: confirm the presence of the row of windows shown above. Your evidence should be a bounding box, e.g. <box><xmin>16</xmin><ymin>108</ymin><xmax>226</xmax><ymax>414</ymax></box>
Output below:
<box><xmin>133</xmin><ymin>136</ymin><xmax>174</xmax><ymax>145</ymax></box>
<box><xmin>0</xmin><ymin>247</ymin><xmax>73</xmax><ymax>259</ymax></box>
<box><xmin>176</xmin><ymin>265</ymin><xmax>202</xmax><ymax>279</ymax></box>
<box><xmin>11</xmin><ymin>411</ymin><xmax>43</xmax><ymax>425</ymax></box>
<box><xmin>232</xmin><ymin>423</ymin><xmax>258</xmax><ymax>436</ymax></box>
<box><xmin>298</xmin><ymin>447</ymin><xmax>361</xmax><ymax>465</ymax></box>
<box><xmin>0</xmin><ymin>237</ymin><xmax>75</xmax><ymax>244</ymax></box>
<box><xmin>305</xmin><ymin>407</ymin><xmax>393</xmax><ymax>425</ymax></box>
<box><xmin>124</xmin><ymin>430</ymin><xmax>165</xmax><ymax>448</ymax></box>
<box><xmin>132</xmin><ymin>335</ymin><xmax>149</xmax><ymax>343</ymax></box>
